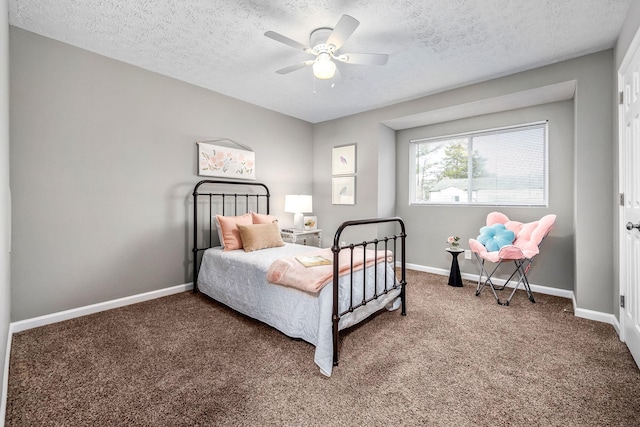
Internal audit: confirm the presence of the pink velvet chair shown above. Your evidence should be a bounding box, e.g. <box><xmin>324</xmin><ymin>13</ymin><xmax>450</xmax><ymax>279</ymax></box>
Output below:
<box><xmin>468</xmin><ymin>212</ymin><xmax>556</xmax><ymax>306</ymax></box>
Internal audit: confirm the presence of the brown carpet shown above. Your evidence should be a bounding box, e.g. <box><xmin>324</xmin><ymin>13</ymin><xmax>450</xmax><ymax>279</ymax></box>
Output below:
<box><xmin>5</xmin><ymin>270</ymin><xmax>640</xmax><ymax>426</ymax></box>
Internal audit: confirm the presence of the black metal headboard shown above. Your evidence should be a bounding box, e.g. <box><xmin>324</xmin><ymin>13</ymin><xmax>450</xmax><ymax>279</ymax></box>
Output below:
<box><xmin>192</xmin><ymin>179</ymin><xmax>271</xmax><ymax>292</ymax></box>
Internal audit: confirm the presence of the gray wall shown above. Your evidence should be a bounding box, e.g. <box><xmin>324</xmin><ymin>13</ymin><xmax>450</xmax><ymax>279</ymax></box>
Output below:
<box><xmin>7</xmin><ymin>27</ymin><xmax>619</xmax><ymax>321</ymax></box>
<box><xmin>396</xmin><ymin>101</ymin><xmax>575</xmax><ymax>290</ymax></box>
<box><xmin>314</xmin><ymin>50</ymin><xmax>614</xmax><ymax>314</ymax></box>
<box><xmin>1</xmin><ymin>0</ymin><xmax>10</xmax><ymax>414</ymax></box>
<box><xmin>313</xmin><ymin>113</ymin><xmax>398</xmax><ymax>245</ymax></box>
<box><xmin>9</xmin><ymin>27</ymin><xmax>314</xmax><ymax>321</ymax></box>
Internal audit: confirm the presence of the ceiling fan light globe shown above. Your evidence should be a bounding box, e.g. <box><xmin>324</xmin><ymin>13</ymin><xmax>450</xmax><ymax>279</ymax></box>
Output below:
<box><xmin>313</xmin><ymin>58</ymin><xmax>336</xmax><ymax>80</ymax></box>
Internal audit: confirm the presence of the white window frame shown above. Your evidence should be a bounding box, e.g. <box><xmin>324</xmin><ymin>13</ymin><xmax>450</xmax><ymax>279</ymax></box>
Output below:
<box><xmin>409</xmin><ymin>121</ymin><xmax>549</xmax><ymax>206</ymax></box>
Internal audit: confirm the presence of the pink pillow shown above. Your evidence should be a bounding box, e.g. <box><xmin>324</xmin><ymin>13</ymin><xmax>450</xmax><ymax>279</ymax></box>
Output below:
<box><xmin>216</xmin><ymin>213</ymin><xmax>253</xmax><ymax>251</ymax></box>
<box><xmin>251</xmin><ymin>212</ymin><xmax>278</xmax><ymax>224</ymax></box>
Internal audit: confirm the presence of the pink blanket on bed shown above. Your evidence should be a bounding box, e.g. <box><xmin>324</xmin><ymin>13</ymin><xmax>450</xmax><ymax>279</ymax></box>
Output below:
<box><xmin>266</xmin><ymin>247</ymin><xmax>393</xmax><ymax>293</ymax></box>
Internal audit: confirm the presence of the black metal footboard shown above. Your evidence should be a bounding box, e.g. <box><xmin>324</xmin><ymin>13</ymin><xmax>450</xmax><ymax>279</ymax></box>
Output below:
<box><xmin>331</xmin><ymin>217</ymin><xmax>407</xmax><ymax>366</ymax></box>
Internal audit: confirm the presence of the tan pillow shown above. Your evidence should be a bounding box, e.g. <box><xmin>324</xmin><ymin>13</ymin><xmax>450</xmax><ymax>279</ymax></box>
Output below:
<box><xmin>251</xmin><ymin>212</ymin><xmax>278</xmax><ymax>224</ymax></box>
<box><xmin>237</xmin><ymin>222</ymin><xmax>285</xmax><ymax>252</ymax></box>
<box><xmin>216</xmin><ymin>213</ymin><xmax>253</xmax><ymax>251</ymax></box>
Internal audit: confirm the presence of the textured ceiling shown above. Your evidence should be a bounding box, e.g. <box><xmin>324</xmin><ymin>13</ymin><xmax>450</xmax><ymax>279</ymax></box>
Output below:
<box><xmin>8</xmin><ymin>0</ymin><xmax>632</xmax><ymax>123</ymax></box>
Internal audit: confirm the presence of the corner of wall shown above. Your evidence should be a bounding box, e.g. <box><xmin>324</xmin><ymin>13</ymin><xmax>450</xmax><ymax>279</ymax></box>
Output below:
<box><xmin>0</xmin><ymin>0</ymin><xmax>11</xmax><ymax>421</ymax></box>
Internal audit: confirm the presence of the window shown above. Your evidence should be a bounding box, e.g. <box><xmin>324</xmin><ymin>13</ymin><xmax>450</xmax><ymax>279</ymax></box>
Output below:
<box><xmin>410</xmin><ymin>121</ymin><xmax>548</xmax><ymax>206</ymax></box>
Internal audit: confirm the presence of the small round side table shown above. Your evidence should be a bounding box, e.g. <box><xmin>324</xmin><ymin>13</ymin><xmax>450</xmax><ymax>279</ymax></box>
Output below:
<box><xmin>445</xmin><ymin>248</ymin><xmax>464</xmax><ymax>287</ymax></box>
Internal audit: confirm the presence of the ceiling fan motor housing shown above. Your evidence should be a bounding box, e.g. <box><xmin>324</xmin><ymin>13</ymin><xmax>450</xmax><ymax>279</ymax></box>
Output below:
<box><xmin>310</xmin><ymin>27</ymin><xmax>335</xmax><ymax>53</ymax></box>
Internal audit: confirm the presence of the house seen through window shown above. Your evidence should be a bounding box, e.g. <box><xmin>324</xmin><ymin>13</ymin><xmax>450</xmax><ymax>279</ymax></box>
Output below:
<box><xmin>410</xmin><ymin>121</ymin><xmax>548</xmax><ymax>206</ymax></box>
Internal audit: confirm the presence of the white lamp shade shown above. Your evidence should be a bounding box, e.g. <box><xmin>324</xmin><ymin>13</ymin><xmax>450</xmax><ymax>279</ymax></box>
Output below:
<box><xmin>312</xmin><ymin>54</ymin><xmax>336</xmax><ymax>80</ymax></box>
<box><xmin>284</xmin><ymin>195</ymin><xmax>313</xmax><ymax>213</ymax></box>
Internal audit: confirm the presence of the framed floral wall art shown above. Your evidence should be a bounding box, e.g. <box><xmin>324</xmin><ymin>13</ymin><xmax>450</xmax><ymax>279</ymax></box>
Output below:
<box><xmin>197</xmin><ymin>141</ymin><xmax>255</xmax><ymax>180</ymax></box>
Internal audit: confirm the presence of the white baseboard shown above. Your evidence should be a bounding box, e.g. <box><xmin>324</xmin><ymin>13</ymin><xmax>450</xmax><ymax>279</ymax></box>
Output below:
<box><xmin>570</xmin><ymin>293</ymin><xmax>620</xmax><ymax>334</ymax></box>
<box><xmin>407</xmin><ymin>262</ymin><xmax>574</xmax><ymax>298</ymax></box>
<box><xmin>10</xmin><ymin>282</ymin><xmax>193</xmax><ymax>334</ymax></box>
<box><xmin>406</xmin><ymin>263</ymin><xmax>617</xmax><ymax>330</ymax></box>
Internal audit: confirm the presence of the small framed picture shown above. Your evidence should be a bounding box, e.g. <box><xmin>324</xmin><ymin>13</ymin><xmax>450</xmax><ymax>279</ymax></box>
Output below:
<box><xmin>332</xmin><ymin>144</ymin><xmax>356</xmax><ymax>175</ymax></box>
<box><xmin>332</xmin><ymin>176</ymin><xmax>356</xmax><ymax>205</ymax></box>
<box><xmin>303</xmin><ymin>216</ymin><xmax>317</xmax><ymax>230</ymax></box>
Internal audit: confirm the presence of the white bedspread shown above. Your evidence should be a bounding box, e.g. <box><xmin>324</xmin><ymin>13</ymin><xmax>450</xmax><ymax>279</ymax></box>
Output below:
<box><xmin>197</xmin><ymin>243</ymin><xmax>401</xmax><ymax>376</ymax></box>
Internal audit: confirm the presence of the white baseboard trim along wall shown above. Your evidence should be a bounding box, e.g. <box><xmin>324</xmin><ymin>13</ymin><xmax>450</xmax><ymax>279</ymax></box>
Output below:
<box><xmin>10</xmin><ymin>282</ymin><xmax>193</xmax><ymax>334</ymax></box>
<box><xmin>6</xmin><ymin>266</ymin><xmax>621</xmax><ymax>340</ymax></box>
<box><xmin>406</xmin><ymin>263</ymin><xmax>619</xmax><ymax>330</ymax></box>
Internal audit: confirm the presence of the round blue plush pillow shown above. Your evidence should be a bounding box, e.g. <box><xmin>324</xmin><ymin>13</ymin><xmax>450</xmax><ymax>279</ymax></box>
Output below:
<box><xmin>477</xmin><ymin>223</ymin><xmax>515</xmax><ymax>252</ymax></box>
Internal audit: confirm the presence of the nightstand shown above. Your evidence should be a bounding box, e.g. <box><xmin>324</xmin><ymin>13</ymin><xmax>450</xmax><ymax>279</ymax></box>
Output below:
<box><xmin>445</xmin><ymin>247</ymin><xmax>464</xmax><ymax>287</ymax></box>
<box><xmin>280</xmin><ymin>229</ymin><xmax>322</xmax><ymax>247</ymax></box>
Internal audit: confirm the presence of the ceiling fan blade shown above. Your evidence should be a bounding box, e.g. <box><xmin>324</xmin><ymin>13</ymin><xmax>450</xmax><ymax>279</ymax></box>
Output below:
<box><xmin>326</xmin><ymin>15</ymin><xmax>359</xmax><ymax>50</ymax></box>
<box><xmin>275</xmin><ymin>61</ymin><xmax>314</xmax><ymax>75</ymax></box>
<box><xmin>265</xmin><ymin>31</ymin><xmax>313</xmax><ymax>53</ymax></box>
<box><xmin>338</xmin><ymin>53</ymin><xmax>389</xmax><ymax>66</ymax></box>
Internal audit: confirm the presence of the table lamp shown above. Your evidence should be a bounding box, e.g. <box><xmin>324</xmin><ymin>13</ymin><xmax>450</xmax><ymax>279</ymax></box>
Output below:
<box><xmin>284</xmin><ymin>195</ymin><xmax>313</xmax><ymax>231</ymax></box>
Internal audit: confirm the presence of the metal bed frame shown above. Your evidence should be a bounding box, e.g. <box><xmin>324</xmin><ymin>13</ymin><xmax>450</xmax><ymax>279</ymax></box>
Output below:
<box><xmin>191</xmin><ymin>179</ymin><xmax>407</xmax><ymax>368</ymax></box>
<box><xmin>331</xmin><ymin>218</ymin><xmax>407</xmax><ymax>366</ymax></box>
<box><xmin>192</xmin><ymin>179</ymin><xmax>270</xmax><ymax>289</ymax></box>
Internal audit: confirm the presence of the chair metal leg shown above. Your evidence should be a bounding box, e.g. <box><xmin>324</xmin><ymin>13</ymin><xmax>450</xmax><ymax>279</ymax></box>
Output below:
<box><xmin>503</xmin><ymin>259</ymin><xmax>536</xmax><ymax>305</ymax></box>
<box><xmin>475</xmin><ymin>256</ymin><xmax>493</xmax><ymax>296</ymax></box>
<box><xmin>474</xmin><ymin>255</ymin><xmax>490</xmax><ymax>295</ymax></box>
<box><xmin>474</xmin><ymin>255</ymin><xmax>536</xmax><ymax>306</ymax></box>
<box><xmin>474</xmin><ymin>255</ymin><xmax>506</xmax><ymax>305</ymax></box>
<box><xmin>518</xmin><ymin>259</ymin><xmax>536</xmax><ymax>303</ymax></box>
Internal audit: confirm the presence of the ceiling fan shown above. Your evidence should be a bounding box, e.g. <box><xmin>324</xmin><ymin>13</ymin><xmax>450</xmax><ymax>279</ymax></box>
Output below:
<box><xmin>264</xmin><ymin>14</ymin><xmax>388</xmax><ymax>81</ymax></box>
